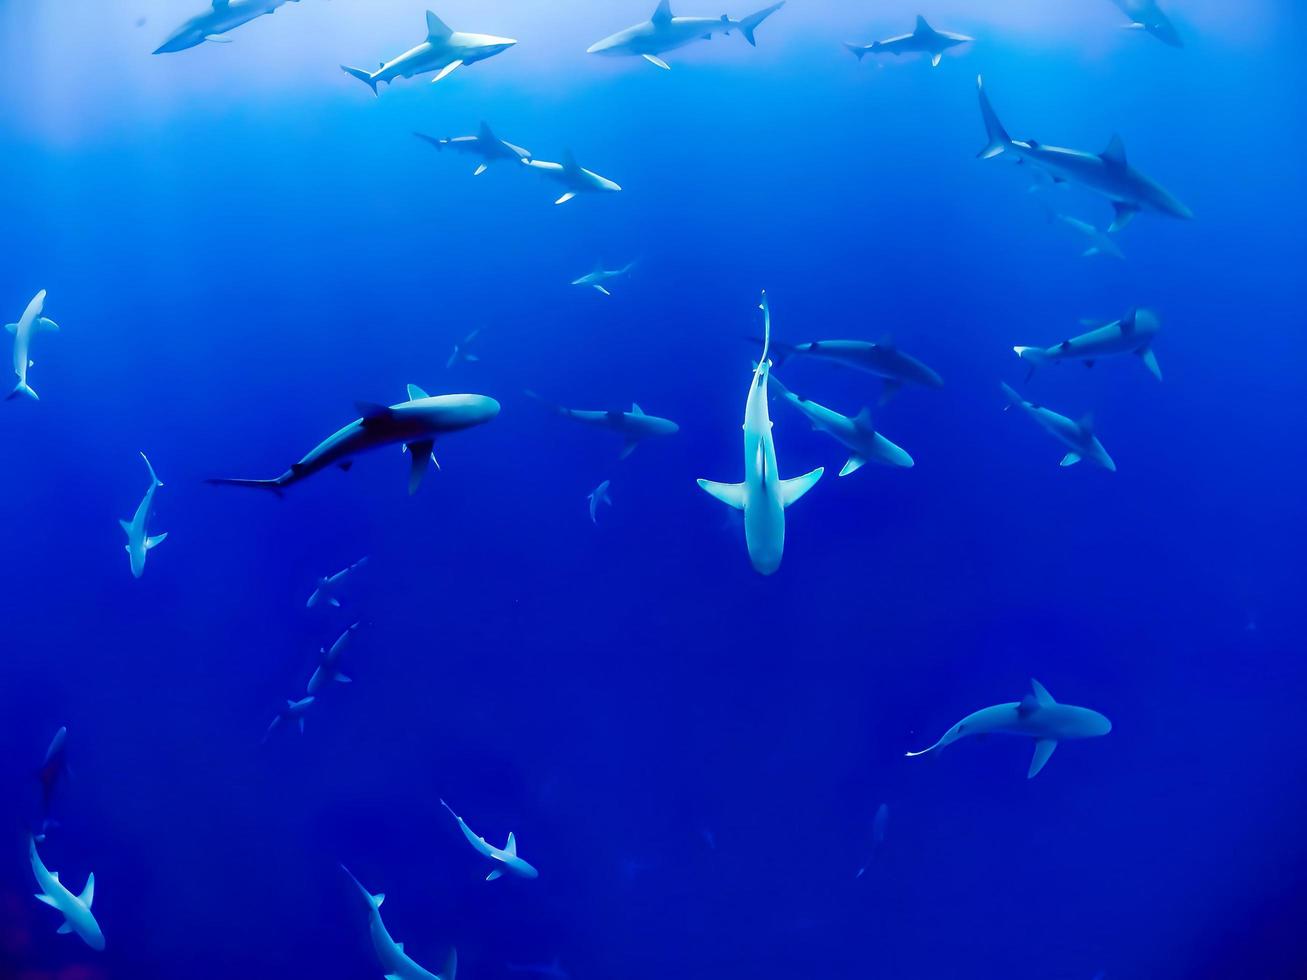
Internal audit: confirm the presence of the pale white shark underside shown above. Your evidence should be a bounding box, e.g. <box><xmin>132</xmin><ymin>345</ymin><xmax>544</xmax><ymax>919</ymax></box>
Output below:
<box><xmin>120</xmin><ymin>453</ymin><xmax>167</xmax><ymax>579</ymax></box>
<box><xmin>31</xmin><ymin>836</ymin><xmax>104</xmax><ymax>951</ymax></box>
<box><xmin>6</xmin><ymin>289</ymin><xmax>58</xmax><ymax>401</ymax></box>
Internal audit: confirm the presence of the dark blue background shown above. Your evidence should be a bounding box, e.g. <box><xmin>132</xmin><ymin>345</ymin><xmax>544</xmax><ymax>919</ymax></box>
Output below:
<box><xmin>1</xmin><ymin>3</ymin><xmax>1305</xmax><ymax>978</ymax></box>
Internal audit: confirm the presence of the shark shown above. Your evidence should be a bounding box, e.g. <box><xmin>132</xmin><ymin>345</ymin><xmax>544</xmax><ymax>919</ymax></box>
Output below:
<box><xmin>522</xmin><ymin>151</ymin><xmax>622</xmax><ymax>205</ymax></box>
<box><xmin>1110</xmin><ymin>0</ymin><xmax>1182</xmax><ymax>48</ymax></box>
<box><xmin>1046</xmin><ymin>208</ymin><xmax>1125</xmax><ymax>260</ymax></box>
<box><xmin>208</xmin><ymin>385</ymin><xmax>499</xmax><ymax>495</ymax></box>
<box><xmin>571</xmin><ymin>260</ymin><xmax>636</xmax><ymax>296</ymax></box>
<box><xmin>153</xmin><ymin>0</ymin><xmax>302</xmax><ymax>54</ymax></box>
<box><xmin>263</xmin><ymin>696</ymin><xmax>315</xmax><ymax>742</ymax></box>
<box><xmin>906</xmin><ymin>678</ymin><xmax>1112</xmax><ymax>779</ymax></box>
<box><xmin>414</xmin><ymin>122</ymin><xmax>531</xmax><ymax>177</ymax></box>
<box><xmin>588</xmin><ymin>479</ymin><xmax>613</xmax><ymax>524</ymax></box>
<box><xmin>6</xmin><ymin>289</ymin><xmax>58</xmax><ymax>401</ymax></box>
<box><xmin>30</xmin><ymin>837</ymin><xmax>103</xmax><ymax>951</ymax></box>
<box><xmin>1001</xmin><ymin>382</ymin><xmax>1116</xmax><ymax>471</ymax></box>
<box><xmin>586</xmin><ymin>0</ymin><xmax>785</xmax><ymax>70</ymax></box>
<box><xmin>120</xmin><ymin>453</ymin><xmax>168</xmax><ymax>579</ymax></box>
<box><xmin>1014</xmin><ymin>307</ymin><xmax>1161</xmax><ymax>380</ymax></box>
<box><xmin>769</xmin><ymin>337</ymin><xmax>943</xmax><ymax>403</ymax></box>
<box><xmin>446</xmin><ymin>330</ymin><xmax>481</xmax><ymax>369</ymax></box>
<box><xmin>845</xmin><ymin>15</ymin><xmax>973</xmax><ymax>67</ymax></box>
<box><xmin>307</xmin><ymin>557</ymin><xmax>368</xmax><ymax>609</ymax></box>
<box><xmin>770</xmin><ymin>376</ymin><xmax>913</xmax><ymax>476</ymax></box>
<box><xmin>441</xmin><ymin>800</ymin><xmax>539</xmax><ymax>881</ymax></box>
<box><xmin>977</xmin><ymin>75</ymin><xmax>1193</xmax><ymax>232</ymax></box>
<box><xmin>526</xmin><ymin>392</ymin><xmax>678</xmax><ymax>459</ymax></box>
<box><xmin>341</xmin><ymin>10</ymin><xmax>516</xmax><ymax>95</ymax></box>
<box><xmin>37</xmin><ymin>726</ymin><xmax>69</xmax><ymax>840</ymax></box>
<box><xmin>341</xmin><ymin>866</ymin><xmax>457</xmax><ymax>980</ymax></box>
<box><xmin>697</xmin><ymin>292</ymin><xmax>823</xmax><ymax>575</ymax></box>
<box><xmin>308</xmin><ymin>623</ymin><xmax>359</xmax><ymax>694</ymax></box>
<box><xmin>856</xmin><ymin>802</ymin><xmax>889</xmax><ymax>877</ymax></box>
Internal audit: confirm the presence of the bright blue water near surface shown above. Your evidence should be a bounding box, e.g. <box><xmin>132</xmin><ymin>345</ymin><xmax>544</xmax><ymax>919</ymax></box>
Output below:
<box><xmin>1</xmin><ymin>1</ymin><xmax>1305</xmax><ymax>977</ymax></box>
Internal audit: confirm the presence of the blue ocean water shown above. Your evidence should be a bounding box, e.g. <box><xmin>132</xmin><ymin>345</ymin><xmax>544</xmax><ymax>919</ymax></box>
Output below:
<box><xmin>2</xmin><ymin>1</ymin><xmax>1305</xmax><ymax>977</ymax></box>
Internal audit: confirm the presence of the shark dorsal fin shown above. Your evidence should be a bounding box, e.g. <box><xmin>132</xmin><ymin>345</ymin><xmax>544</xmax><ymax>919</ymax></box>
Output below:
<box><xmin>630</xmin><ymin>402</ymin><xmax>644</xmax><ymax>416</ymax></box>
<box><xmin>561</xmin><ymin>148</ymin><xmax>579</xmax><ymax>173</ymax></box>
<box><xmin>426</xmin><ymin>10</ymin><xmax>453</xmax><ymax>39</ymax></box>
<box><xmin>1030</xmin><ymin>678</ymin><xmax>1055</xmax><ymax>705</ymax></box>
<box><xmin>1120</xmin><ymin>308</ymin><xmax>1137</xmax><ymax>335</ymax></box>
<box><xmin>915</xmin><ymin>14</ymin><xmax>932</xmax><ymax>33</ymax></box>
<box><xmin>652</xmin><ymin>0</ymin><xmax>674</xmax><ymax>24</ymax></box>
<box><xmin>1076</xmin><ymin>413</ymin><xmax>1095</xmax><ymax>433</ymax></box>
<box><xmin>477</xmin><ymin>120</ymin><xmax>496</xmax><ymax>142</ymax></box>
<box><xmin>1101</xmin><ymin>134</ymin><xmax>1127</xmax><ymax>168</ymax></box>
<box><xmin>406</xmin><ymin>383</ymin><xmax>430</xmax><ymax>400</ymax></box>
<box><xmin>852</xmin><ymin>407</ymin><xmax>875</xmax><ymax>431</ymax></box>
<box><xmin>505</xmin><ymin>831</ymin><xmax>518</xmax><ymax>856</ymax></box>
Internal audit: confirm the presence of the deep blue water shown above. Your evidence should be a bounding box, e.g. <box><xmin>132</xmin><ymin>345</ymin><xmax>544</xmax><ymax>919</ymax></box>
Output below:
<box><xmin>2</xmin><ymin>1</ymin><xmax>1306</xmax><ymax>978</ymax></box>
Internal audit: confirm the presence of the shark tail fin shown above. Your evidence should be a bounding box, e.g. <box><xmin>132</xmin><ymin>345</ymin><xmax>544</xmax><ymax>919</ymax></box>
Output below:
<box><xmin>739</xmin><ymin>2</ymin><xmax>784</xmax><ymax>46</ymax></box>
<box><xmin>206</xmin><ymin>477</ymin><xmax>286</xmax><ymax>497</ymax></box>
<box><xmin>340</xmin><ymin>65</ymin><xmax>379</xmax><ymax>96</ymax></box>
<box><xmin>976</xmin><ymin>75</ymin><xmax>1010</xmax><ymax>159</ymax></box>
<box><xmin>7</xmin><ymin>381</ymin><xmax>38</xmax><ymax>401</ymax></box>
<box><xmin>843</xmin><ymin>41</ymin><xmax>870</xmax><ymax>60</ymax></box>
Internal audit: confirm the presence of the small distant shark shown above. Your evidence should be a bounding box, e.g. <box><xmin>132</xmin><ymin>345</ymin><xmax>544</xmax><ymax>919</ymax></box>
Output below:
<box><xmin>37</xmin><ymin>726</ymin><xmax>69</xmax><ymax>840</ymax></box>
<box><xmin>698</xmin><ymin>292</ymin><xmax>823</xmax><ymax>575</ymax></box>
<box><xmin>208</xmin><ymin>385</ymin><xmax>499</xmax><ymax>495</ymax></box>
<box><xmin>588</xmin><ymin>479</ymin><xmax>613</xmax><ymax>524</ymax></box>
<box><xmin>341</xmin><ymin>10</ymin><xmax>516</xmax><ymax>95</ymax></box>
<box><xmin>441</xmin><ymin>800</ymin><xmax>539</xmax><ymax>881</ymax></box>
<box><xmin>6</xmin><ymin>288</ymin><xmax>58</xmax><ymax>401</ymax></box>
<box><xmin>906</xmin><ymin>678</ymin><xmax>1112</xmax><ymax>779</ymax></box>
<box><xmin>308</xmin><ymin>623</ymin><xmax>359</xmax><ymax>694</ymax></box>
<box><xmin>120</xmin><ymin>453</ymin><xmax>168</xmax><ymax>579</ymax></box>
<box><xmin>30</xmin><ymin>837</ymin><xmax>103</xmax><ymax>951</ymax></box>
<box><xmin>307</xmin><ymin>557</ymin><xmax>368</xmax><ymax>609</ymax></box>
<box><xmin>1001</xmin><ymin>383</ymin><xmax>1116</xmax><ymax>471</ymax></box>
<box><xmin>1046</xmin><ymin>208</ymin><xmax>1124</xmax><ymax>260</ymax></box>
<box><xmin>153</xmin><ymin>0</ymin><xmax>302</xmax><ymax>54</ymax></box>
<box><xmin>523</xmin><ymin>151</ymin><xmax>622</xmax><ymax>205</ymax></box>
<box><xmin>414</xmin><ymin>122</ymin><xmax>531</xmax><ymax>177</ymax></box>
<box><xmin>341</xmin><ymin>866</ymin><xmax>457</xmax><ymax>980</ymax></box>
<box><xmin>845</xmin><ymin>15</ymin><xmax>973</xmax><ymax>67</ymax></box>
<box><xmin>263</xmin><ymin>696</ymin><xmax>315</xmax><ymax>742</ymax></box>
<box><xmin>571</xmin><ymin>260</ymin><xmax>636</xmax><ymax>296</ymax></box>
<box><xmin>587</xmin><ymin>0</ymin><xmax>785</xmax><ymax>70</ymax></box>
<box><xmin>769</xmin><ymin>337</ymin><xmax>943</xmax><ymax>403</ymax></box>
<box><xmin>447</xmin><ymin>329</ymin><xmax>481</xmax><ymax>369</ymax></box>
<box><xmin>527</xmin><ymin>392</ymin><xmax>679</xmax><ymax>459</ymax></box>
<box><xmin>856</xmin><ymin>802</ymin><xmax>889</xmax><ymax>877</ymax></box>
<box><xmin>770</xmin><ymin>376</ymin><xmax>913</xmax><ymax>476</ymax></box>
<box><xmin>1014</xmin><ymin>307</ymin><xmax>1161</xmax><ymax>380</ymax></box>
<box><xmin>977</xmin><ymin>75</ymin><xmax>1192</xmax><ymax>232</ymax></box>
<box><xmin>1110</xmin><ymin>0</ymin><xmax>1182</xmax><ymax>48</ymax></box>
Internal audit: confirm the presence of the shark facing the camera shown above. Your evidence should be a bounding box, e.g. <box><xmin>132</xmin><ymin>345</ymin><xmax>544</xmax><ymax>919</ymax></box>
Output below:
<box><xmin>341</xmin><ymin>10</ymin><xmax>516</xmax><ymax>95</ymax></box>
<box><xmin>208</xmin><ymin>385</ymin><xmax>499</xmax><ymax>496</ymax></box>
<box><xmin>906</xmin><ymin>679</ymin><xmax>1111</xmax><ymax>779</ymax></box>
<box><xmin>698</xmin><ymin>293</ymin><xmax>823</xmax><ymax>575</ymax></box>
<box><xmin>1001</xmin><ymin>383</ymin><xmax>1116</xmax><ymax>471</ymax></box>
<box><xmin>587</xmin><ymin>0</ymin><xmax>785</xmax><ymax>70</ymax></box>
<box><xmin>845</xmin><ymin>15</ymin><xmax>973</xmax><ymax>68</ymax></box>
<box><xmin>153</xmin><ymin>0</ymin><xmax>302</xmax><ymax>54</ymax></box>
<box><xmin>1015</xmin><ymin>307</ymin><xmax>1162</xmax><ymax>381</ymax></box>
<box><xmin>414</xmin><ymin>123</ymin><xmax>531</xmax><ymax>177</ymax></box>
<box><xmin>977</xmin><ymin>75</ymin><xmax>1192</xmax><ymax>232</ymax></box>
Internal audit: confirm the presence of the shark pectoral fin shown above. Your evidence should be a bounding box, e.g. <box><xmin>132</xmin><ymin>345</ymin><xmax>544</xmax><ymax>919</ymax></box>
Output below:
<box><xmin>57</xmin><ymin>922</ymin><xmax>74</xmax><ymax>934</ymax></box>
<box><xmin>146</xmin><ymin>532</ymin><xmax>168</xmax><ymax>550</ymax></box>
<box><xmin>779</xmin><ymin>467</ymin><xmax>824</xmax><ymax>507</ymax></box>
<box><xmin>618</xmin><ymin>439</ymin><xmax>640</xmax><ymax>460</ymax></box>
<box><xmin>1108</xmin><ymin>201</ymin><xmax>1139</xmax><ymax>233</ymax></box>
<box><xmin>593</xmin><ymin>284</ymin><xmax>611</xmax><ymax>296</ymax></box>
<box><xmin>35</xmin><ymin>893</ymin><xmax>58</xmax><ymax>907</ymax></box>
<box><xmin>406</xmin><ymin>440</ymin><xmax>435</xmax><ymax>494</ymax></box>
<box><xmin>878</xmin><ymin>379</ymin><xmax>902</xmax><ymax>406</ymax></box>
<box><xmin>35</xmin><ymin>317</ymin><xmax>58</xmax><ymax>333</ymax></box>
<box><xmin>473</xmin><ymin>163</ymin><xmax>488</xmax><ymax>176</ymax></box>
<box><xmin>1028</xmin><ymin>739</ymin><xmax>1058</xmax><ymax>778</ymax></box>
<box><xmin>431</xmin><ymin>59</ymin><xmax>464</xmax><ymax>83</ymax></box>
<box><xmin>839</xmin><ymin>455</ymin><xmax>866</xmax><ymax>477</ymax></box>
<box><xmin>930</xmin><ymin>52</ymin><xmax>942</xmax><ymax>66</ymax></box>
<box><xmin>1139</xmin><ymin>348</ymin><xmax>1162</xmax><ymax>381</ymax></box>
<box><xmin>554</xmin><ymin>192</ymin><xmax>576</xmax><ymax>205</ymax></box>
<box><xmin>337</xmin><ymin>674</ymin><xmax>352</xmax><ymax>684</ymax></box>
<box><xmin>119</xmin><ymin>519</ymin><xmax>133</xmax><ymax>534</ymax></box>
<box><xmin>1060</xmin><ymin>452</ymin><xmax>1082</xmax><ymax>467</ymax></box>
<box><xmin>3</xmin><ymin>322</ymin><xmax>16</xmax><ymax>334</ymax></box>
<box><xmin>486</xmin><ymin>869</ymin><xmax>504</xmax><ymax>881</ymax></box>
<box><xmin>697</xmin><ymin>479</ymin><xmax>746</xmax><ymax>510</ymax></box>
<box><xmin>641</xmin><ymin>53</ymin><xmax>672</xmax><ymax>69</ymax></box>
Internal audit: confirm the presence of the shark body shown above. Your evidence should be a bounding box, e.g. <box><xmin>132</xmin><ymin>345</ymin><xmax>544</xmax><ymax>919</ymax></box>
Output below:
<box><xmin>587</xmin><ymin>0</ymin><xmax>785</xmax><ymax>70</ymax></box>
<box><xmin>154</xmin><ymin>0</ymin><xmax>302</xmax><ymax>54</ymax></box>
<box><xmin>6</xmin><ymin>289</ymin><xmax>58</xmax><ymax>401</ymax></box>
<box><xmin>845</xmin><ymin>15</ymin><xmax>972</xmax><ymax>67</ymax></box>
<box><xmin>120</xmin><ymin>453</ymin><xmax>168</xmax><ymax>579</ymax></box>
<box><xmin>30</xmin><ymin>837</ymin><xmax>103</xmax><ymax>951</ymax></box>
<box><xmin>341</xmin><ymin>10</ymin><xmax>516</xmax><ymax>95</ymax></box>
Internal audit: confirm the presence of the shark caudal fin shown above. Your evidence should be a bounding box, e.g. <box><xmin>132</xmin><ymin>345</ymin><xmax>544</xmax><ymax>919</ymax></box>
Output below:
<box><xmin>739</xmin><ymin>2</ymin><xmax>785</xmax><ymax>46</ymax></box>
<box><xmin>976</xmin><ymin>75</ymin><xmax>1011</xmax><ymax>159</ymax></box>
<box><xmin>843</xmin><ymin>42</ymin><xmax>873</xmax><ymax>60</ymax></box>
<box><xmin>8</xmin><ymin>381</ymin><xmax>38</xmax><ymax>401</ymax></box>
<box><xmin>340</xmin><ymin>65</ymin><xmax>379</xmax><ymax>95</ymax></box>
